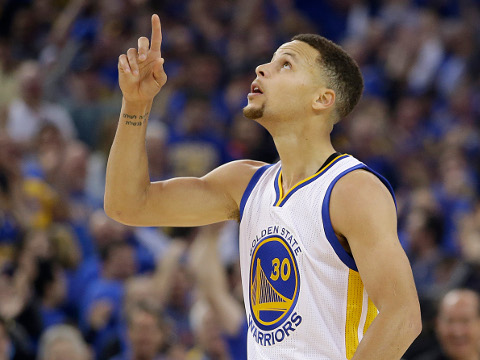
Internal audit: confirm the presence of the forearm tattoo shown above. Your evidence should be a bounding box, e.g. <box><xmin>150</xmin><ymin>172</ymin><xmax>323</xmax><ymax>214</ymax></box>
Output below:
<box><xmin>122</xmin><ymin>112</ymin><xmax>149</xmax><ymax>126</ymax></box>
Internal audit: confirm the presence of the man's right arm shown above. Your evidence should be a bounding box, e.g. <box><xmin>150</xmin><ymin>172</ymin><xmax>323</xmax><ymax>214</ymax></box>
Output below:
<box><xmin>105</xmin><ymin>154</ymin><xmax>264</xmax><ymax>227</ymax></box>
<box><xmin>104</xmin><ymin>15</ymin><xmax>264</xmax><ymax>227</ymax></box>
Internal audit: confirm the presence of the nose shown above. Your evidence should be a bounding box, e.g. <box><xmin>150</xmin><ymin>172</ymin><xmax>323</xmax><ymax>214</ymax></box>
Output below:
<box><xmin>255</xmin><ymin>63</ymin><xmax>267</xmax><ymax>77</ymax></box>
<box><xmin>450</xmin><ymin>322</ymin><xmax>467</xmax><ymax>338</ymax></box>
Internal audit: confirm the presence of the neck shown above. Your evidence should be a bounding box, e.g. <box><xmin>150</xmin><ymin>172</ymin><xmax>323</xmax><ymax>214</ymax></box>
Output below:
<box><xmin>267</xmin><ymin>116</ymin><xmax>336</xmax><ymax>192</ymax></box>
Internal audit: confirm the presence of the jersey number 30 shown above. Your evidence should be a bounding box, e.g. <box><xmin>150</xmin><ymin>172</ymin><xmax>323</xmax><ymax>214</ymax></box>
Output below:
<box><xmin>270</xmin><ymin>258</ymin><xmax>291</xmax><ymax>281</ymax></box>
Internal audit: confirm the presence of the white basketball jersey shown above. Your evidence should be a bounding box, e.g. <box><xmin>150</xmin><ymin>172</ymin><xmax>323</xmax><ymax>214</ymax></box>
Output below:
<box><xmin>238</xmin><ymin>154</ymin><xmax>395</xmax><ymax>360</ymax></box>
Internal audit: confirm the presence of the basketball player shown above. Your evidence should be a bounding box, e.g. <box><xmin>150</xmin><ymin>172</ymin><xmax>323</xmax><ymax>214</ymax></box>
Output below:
<box><xmin>105</xmin><ymin>14</ymin><xmax>422</xmax><ymax>359</ymax></box>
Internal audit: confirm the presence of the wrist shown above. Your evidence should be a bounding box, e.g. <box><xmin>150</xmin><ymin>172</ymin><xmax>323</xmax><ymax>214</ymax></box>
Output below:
<box><xmin>121</xmin><ymin>98</ymin><xmax>153</xmax><ymax>127</ymax></box>
<box><xmin>122</xmin><ymin>97</ymin><xmax>153</xmax><ymax>111</ymax></box>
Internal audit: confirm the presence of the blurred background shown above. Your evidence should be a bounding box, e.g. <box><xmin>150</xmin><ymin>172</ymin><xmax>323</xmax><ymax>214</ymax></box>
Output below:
<box><xmin>0</xmin><ymin>0</ymin><xmax>480</xmax><ymax>359</ymax></box>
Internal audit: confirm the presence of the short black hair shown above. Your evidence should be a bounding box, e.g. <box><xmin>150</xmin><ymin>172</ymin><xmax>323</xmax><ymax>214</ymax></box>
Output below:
<box><xmin>99</xmin><ymin>241</ymin><xmax>132</xmax><ymax>262</ymax></box>
<box><xmin>291</xmin><ymin>34</ymin><xmax>364</xmax><ymax>120</ymax></box>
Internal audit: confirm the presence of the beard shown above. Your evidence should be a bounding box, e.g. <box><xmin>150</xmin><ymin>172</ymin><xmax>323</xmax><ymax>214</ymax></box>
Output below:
<box><xmin>243</xmin><ymin>103</ymin><xmax>265</xmax><ymax>120</ymax></box>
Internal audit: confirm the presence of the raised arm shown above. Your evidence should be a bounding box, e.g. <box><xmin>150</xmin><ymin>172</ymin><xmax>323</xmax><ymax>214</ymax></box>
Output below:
<box><xmin>104</xmin><ymin>15</ymin><xmax>265</xmax><ymax>227</ymax></box>
<box><xmin>189</xmin><ymin>224</ymin><xmax>245</xmax><ymax>336</ymax></box>
<box><xmin>330</xmin><ymin>170</ymin><xmax>422</xmax><ymax>360</ymax></box>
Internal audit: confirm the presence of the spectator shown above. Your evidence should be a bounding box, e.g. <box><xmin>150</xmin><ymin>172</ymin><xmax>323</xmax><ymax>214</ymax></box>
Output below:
<box><xmin>403</xmin><ymin>206</ymin><xmax>445</xmax><ymax>298</ymax></box>
<box><xmin>98</xmin><ymin>237</ymin><xmax>191</xmax><ymax>360</ymax></box>
<box><xmin>412</xmin><ymin>288</ymin><xmax>480</xmax><ymax>360</ymax></box>
<box><xmin>168</xmin><ymin>94</ymin><xmax>228</xmax><ymax>177</ymax></box>
<box><xmin>6</xmin><ymin>61</ymin><xmax>76</xmax><ymax>150</ymax></box>
<box><xmin>109</xmin><ymin>302</ymin><xmax>168</xmax><ymax>360</ymax></box>
<box><xmin>79</xmin><ymin>241</ymin><xmax>136</xmax><ymax>354</ymax></box>
<box><xmin>146</xmin><ymin>122</ymin><xmax>170</xmax><ymax>181</ymax></box>
<box><xmin>0</xmin><ymin>134</ymin><xmax>27</xmax><ymax>263</ymax></box>
<box><xmin>33</xmin><ymin>259</ymin><xmax>68</xmax><ymax>330</ymax></box>
<box><xmin>37</xmin><ymin>324</ymin><xmax>91</xmax><ymax>360</ymax></box>
<box><xmin>0</xmin><ymin>315</ymin><xmax>34</xmax><ymax>360</ymax></box>
<box><xmin>188</xmin><ymin>224</ymin><xmax>247</xmax><ymax>360</ymax></box>
<box><xmin>155</xmin><ymin>233</ymin><xmax>195</xmax><ymax>349</ymax></box>
<box><xmin>0</xmin><ymin>39</ymin><xmax>19</xmax><ymax>117</ymax></box>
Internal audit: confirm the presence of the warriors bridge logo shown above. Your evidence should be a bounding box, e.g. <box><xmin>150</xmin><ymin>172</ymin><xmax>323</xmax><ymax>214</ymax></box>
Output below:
<box><xmin>248</xmin><ymin>232</ymin><xmax>302</xmax><ymax>346</ymax></box>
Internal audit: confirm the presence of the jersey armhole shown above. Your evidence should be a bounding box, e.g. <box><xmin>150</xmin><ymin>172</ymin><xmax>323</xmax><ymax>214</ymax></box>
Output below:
<box><xmin>239</xmin><ymin>164</ymin><xmax>273</xmax><ymax>221</ymax></box>
<box><xmin>321</xmin><ymin>164</ymin><xmax>397</xmax><ymax>271</ymax></box>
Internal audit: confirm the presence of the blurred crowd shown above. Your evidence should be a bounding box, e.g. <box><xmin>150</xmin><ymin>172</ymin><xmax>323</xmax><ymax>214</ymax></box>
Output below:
<box><xmin>0</xmin><ymin>0</ymin><xmax>480</xmax><ymax>359</ymax></box>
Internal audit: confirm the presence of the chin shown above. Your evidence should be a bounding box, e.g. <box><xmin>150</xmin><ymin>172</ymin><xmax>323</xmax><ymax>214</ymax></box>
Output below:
<box><xmin>243</xmin><ymin>103</ymin><xmax>265</xmax><ymax>120</ymax></box>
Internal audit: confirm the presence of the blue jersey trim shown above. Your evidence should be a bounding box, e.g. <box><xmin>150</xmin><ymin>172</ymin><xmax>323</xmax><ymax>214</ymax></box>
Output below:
<box><xmin>365</xmin><ymin>167</ymin><xmax>397</xmax><ymax>209</ymax></box>
<box><xmin>273</xmin><ymin>168</ymin><xmax>282</xmax><ymax>206</ymax></box>
<box><xmin>321</xmin><ymin>164</ymin><xmax>397</xmax><ymax>271</ymax></box>
<box><xmin>278</xmin><ymin>155</ymin><xmax>347</xmax><ymax>207</ymax></box>
<box><xmin>240</xmin><ymin>164</ymin><xmax>273</xmax><ymax>221</ymax></box>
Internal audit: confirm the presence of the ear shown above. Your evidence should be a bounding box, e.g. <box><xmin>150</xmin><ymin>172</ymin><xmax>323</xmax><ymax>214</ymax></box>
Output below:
<box><xmin>312</xmin><ymin>88</ymin><xmax>335</xmax><ymax>112</ymax></box>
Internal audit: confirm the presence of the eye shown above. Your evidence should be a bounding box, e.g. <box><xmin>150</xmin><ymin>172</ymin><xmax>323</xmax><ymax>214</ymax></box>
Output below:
<box><xmin>282</xmin><ymin>61</ymin><xmax>291</xmax><ymax>69</ymax></box>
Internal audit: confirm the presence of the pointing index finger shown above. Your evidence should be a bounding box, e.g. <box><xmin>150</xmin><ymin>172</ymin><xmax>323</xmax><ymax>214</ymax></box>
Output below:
<box><xmin>150</xmin><ymin>14</ymin><xmax>162</xmax><ymax>53</ymax></box>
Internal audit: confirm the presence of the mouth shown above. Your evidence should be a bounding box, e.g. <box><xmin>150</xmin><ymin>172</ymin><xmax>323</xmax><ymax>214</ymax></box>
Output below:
<box><xmin>449</xmin><ymin>338</ymin><xmax>469</xmax><ymax>347</ymax></box>
<box><xmin>249</xmin><ymin>81</ymin><xmax>263</xmax><ymax>96</ymax></box>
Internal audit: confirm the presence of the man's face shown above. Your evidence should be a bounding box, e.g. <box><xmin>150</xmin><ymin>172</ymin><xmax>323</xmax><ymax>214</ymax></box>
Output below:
<box><xmin>128</xmin><ymin>310</ymin><xmax>163</xmax><ymax>358</ymax></box>
<box><xmin>436</xmin><ymin>291</ymin><xmax>480</xmax><ymax>359</ymax></box>
<box><xmin>243</xmin><ymin>40</ymin><xmax>324</xmax><ymax>122</ymax></box>
<box><xmin>108</xmin><ymin>245</ymin><xmax>136</xmax><ymax>280</ymax></box>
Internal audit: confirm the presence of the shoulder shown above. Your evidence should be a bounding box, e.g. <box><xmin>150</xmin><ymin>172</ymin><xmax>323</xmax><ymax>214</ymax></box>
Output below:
<box><xmin>220</xmin><ymin>159</ymin><xmax>268</xmax><ymax>172</ymax></box>
<box><xmin>204</xmin><ymin>160</ymin><xmax>268</xmax><ymax>181</ymax></box>
<box><xmin>202</xmin><ymin>160</ymin><xmax>269</xmax><ymax>205</ymax></box>
<box><xmin>332</xmin><ymin>168</ymin><xmax>393</xmax><ymax>205</ymax></box>
<box><xmin>330</xmin><ymin>169</ymin><xmax>396</xmax><ymax>237</ymax></box>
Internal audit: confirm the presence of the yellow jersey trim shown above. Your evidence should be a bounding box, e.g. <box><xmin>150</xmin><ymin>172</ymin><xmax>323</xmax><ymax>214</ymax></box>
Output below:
<box><xmin>363</xmin><ymin>298</ymin><xmax>378</xmax><ymax>335</ymax></box>
<box><xmin>345</xmin><ymin>269</ymin><xmax>363</xmax><ymax>359</ymax></box>
<box><xmin>274</xmin><ymin>154</ymin><xmax>348</xmax><ymax>207</ymax></box>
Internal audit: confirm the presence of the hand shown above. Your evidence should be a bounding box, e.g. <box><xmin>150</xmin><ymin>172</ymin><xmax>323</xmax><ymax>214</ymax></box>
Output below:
<box><xmin>188</xmin><ymin>224</ymin><xmax>223</xmax><ymax>282</ymax></box>
<box><xmin>88</xmin><ymin>299</ymin><xmax>114</xmax><ymax>330</ymax></box>
<box><xmin>118</xmin><ymin>14</ymin><xmax>167</xmax><ymax>103</ymax></box>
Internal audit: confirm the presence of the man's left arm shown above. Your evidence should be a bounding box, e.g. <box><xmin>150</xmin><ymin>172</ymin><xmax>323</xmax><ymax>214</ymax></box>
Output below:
<box><xmin>330</xmin><ymin>170</ymin><xmax>422</xmax><ymax>360</ymax></box>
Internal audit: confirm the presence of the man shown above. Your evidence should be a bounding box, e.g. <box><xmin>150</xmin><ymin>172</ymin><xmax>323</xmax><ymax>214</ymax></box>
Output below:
<box><xmin>189</xmin><ymin>224</ymin><xmax>247</xmax><ymax>360</ymax></box>
<box><xmin>105</xmin><ymin>14</ymin><xmax>421</xmax><ymax>359</ymax></box>
<box><xmin>417</xmin><ymin>289</ymin><xmax>480</xmax><ymax>360</ymax></box>
<box><xmin>37</xmin><ymin>324</ymin><xmax>91</xmax><ymax>360</ymax></box>
<box><xmin>109</xmin><ymin>302</ymin><xmax>166</xmax><ymax>360</ymax></box>
<box><xmin>6</xmin><ymin>61</ymin><xmax>76</xmax><ymax>149</ymax></box>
